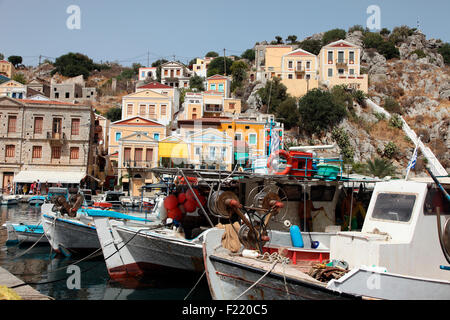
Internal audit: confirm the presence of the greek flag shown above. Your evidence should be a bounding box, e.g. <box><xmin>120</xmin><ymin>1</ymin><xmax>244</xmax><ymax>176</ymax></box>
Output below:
<box><xmin>407</xmin><ymin>146</ymin><xmax>418</xmax><ymax>170</ymax></box>
<box><xmin>270</xmin><ymin>131</ymin><xmax>280</xmax><ymax>155</ymax></box>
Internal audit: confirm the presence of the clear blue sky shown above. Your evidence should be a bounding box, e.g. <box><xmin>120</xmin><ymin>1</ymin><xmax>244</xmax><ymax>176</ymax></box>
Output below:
<box><xmin>1</xmin><ymin>0</ymin><xmax>448</xmax><ymax>67</ymax></box>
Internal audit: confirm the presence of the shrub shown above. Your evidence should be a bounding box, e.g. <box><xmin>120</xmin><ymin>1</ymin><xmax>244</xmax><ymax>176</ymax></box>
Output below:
<box><xmin>437</xmin><ymin>43</ymin><xmax>450</xmax><ymax>65</ymax></box>
<box><xmin>378</xmin><ymin>41</ymin><xmax>400</xmax><ymax>60</ymax></box>
<box><xmin>366</xmin><ymin>157</ymin><xmax>397</xmax><ymax>178</ymax></box>
<box><xmin>389</xmin><ymin>114</ymin><xmax>403</xmax><ymax>129</ymax></box>
<box><xmin>322</xmin><ymin>28</ymin><xmax>347</xmax><ymax>45</ymax></box>
<box><xmin>383</xmin><ymin>141</ymin><xmax>398</xmax><ymax>158</ymax></box>
<box><xmin>352</xmin><ymin>90</ymin><xmax>366</xmax><ymax>106</ymax></box>
<box><xmin>363</xmin><ymin>32</ymin><xmax>384</xmax><ymax>49</ymax></box>
<box><xmin>332</xmin><ymin>127</ymin><xmax>354</xmax><ymax>162</ymax></box>
<box><xmin>298</xmin><ymin>39</ymin><xmax>323</xmax><ymax>55</ymax></box>
<box><xmin>373</xmin><ymin>112</ymin><xmax>386</xmax><ymax>121</ymax></box>
<box><xmin>348</xmin><ymin>25</ymin><xmax>365</xmax><ymax>33</ymax></box>
<box><xmin>411</xmin><ymin>49</ymin><xmax>426</xmax><ymax>59</ymax></box>
<box><xmin>383</xmin><ymin>97</ymin><xmax>403</xmax><ymax>114</ymax></box>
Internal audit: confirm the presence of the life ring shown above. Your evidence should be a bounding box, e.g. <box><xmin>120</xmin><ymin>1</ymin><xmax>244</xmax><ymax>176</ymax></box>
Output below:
<box><xmin>267</xmin><ymin>149</ymin><xmax>292</xmax><ymax>175</ymax></box>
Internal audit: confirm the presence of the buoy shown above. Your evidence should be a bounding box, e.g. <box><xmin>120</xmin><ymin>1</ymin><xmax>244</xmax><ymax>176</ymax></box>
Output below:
<box><xmin>167</xmin><ymin>207</ymin><xmax>183</xmax><ymax>221</ymax></box>
<box><xmin>186</xmin><ymin>189</ymin><xmax>200</xmax><ymax>201</ymax></box>
<box><xmin>198</xmin><ymin>194</ymin><xmax>207</xmax><ymax>206</ymax></box>
<box><xmin>242</xmin><ymin>249</ymin><xmax>259</xmax><ymax>258</ymax></box>
<box><xmin>290</xmin><ymin>225</ymin><xmax>304</xmax><ymax>248</ymax></box>
<box><xmin>177</xmin><ymin>193</ymin><xmax>186</xmax><ymax>204</ymax></box>
<box><xmin>163</xmin><ymin>194</ymin><xmax>178</xmax><ymax>210</ymax></box>
<box><xmin>184</xmin><ymin>199</ymin><xmax>197</xmax><ymax>213</ymax></box>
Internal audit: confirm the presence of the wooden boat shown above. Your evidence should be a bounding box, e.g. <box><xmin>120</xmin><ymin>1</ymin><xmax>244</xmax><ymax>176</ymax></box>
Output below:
<box><xmin>94</xmin><ymin>191</ymin><xmax>124</xmax><ymax>208</ymax></box>
<box><xmin>3</xmin><ymin>222</ymin><xmax>48</xmax><ymax>245</ymax></box>
<box><xmin>203</xmin><ymin>179</ymin><xmax>450</xmax><ymax>300</ymax></box>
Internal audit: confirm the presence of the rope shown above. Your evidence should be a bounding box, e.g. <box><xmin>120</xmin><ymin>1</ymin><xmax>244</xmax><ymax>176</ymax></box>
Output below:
<box><xmin>183</xmin><ymin>270</ymin><xmax>206</xmax><ymax>300</ymax></box>
<box><xmin>11</xmin><ymin>232</ymin><xmax>47</xmax><ymax>259</ymax></box>
<box><xmin>234</xmin><ymin>260</ymin><xmax>278</xmax><ymax>300</ymax></box>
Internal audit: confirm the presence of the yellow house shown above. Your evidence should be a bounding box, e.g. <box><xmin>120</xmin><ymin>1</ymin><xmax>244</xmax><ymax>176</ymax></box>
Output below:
<box><xmin>280</xmin><ymin>48</ymin><xmax>319</xmax><ymax>97</ymax></box>
<box><xmin>108</xmin><ymin>116</ymin><xmax>166</xmax><ymax>159</ymax></box>
<box><xmin>122</xmin><ymin>86</ymin><xmax>179</xmax><ymax>126</ymax></box>
<box><xmin>206</xmin><ymin>74</ymin><xmax>231</xmax><ymax>97</ymax></box>
<box><xmin>258</xmin><ymin>45</ymin><xmax>297</xmax><ymax>81</ymax></box>
<box><xmin>319</xmin><ymin>39</ymin><xmax>368</xmax><ymax>93</ymax></box>
<box><xmin>180</xmin><ymin>92</ymin><xmax>203</xmax><ymax>120</ymax></box>
<box><xmin>157</xmin><ymin>135</ymin><xmax>189</xmax><ymax>168</ymax></box>
<box><xmin>0</xmin><ymin>60</ymin><xmax>14</xmax><ymax>78</ymax></box>
<box><xmin>118</xmin><ymin>131</ymin><xmax>159</xmax><ymax>196</ymax></box>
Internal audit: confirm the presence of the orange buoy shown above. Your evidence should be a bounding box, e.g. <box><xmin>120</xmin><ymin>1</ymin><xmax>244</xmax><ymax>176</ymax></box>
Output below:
<box><xmin>184</xmin><ymin>199</ymin><xmax>197</xmax><ymax>213</ymax></box>
<box><xmin>177</xmin><ymin>193</ymin><xmax>187</xmax><ymax>204</ymax></box>
<box><xmin>186</xmin><ymin>189</ymin><xmax>200</xmax><ymax>201</ymax></box>
<box><xmin>168</xmin><ymin>207</ymin><xmax>183</xmax><ymax>221</ymax></box>
<box><xmin>163</xmin><ymin>194</ymin><xmax>178</xmax><ymax>210</ymax></box>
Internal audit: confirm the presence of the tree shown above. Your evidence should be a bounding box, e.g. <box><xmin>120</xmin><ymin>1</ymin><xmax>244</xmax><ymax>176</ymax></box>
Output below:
<box><xmin>241</xmin><ymin>49</ymin><xmax>255</xmax><ymax>62</ymax></box>
<box><xmin>378</xmin><ymin>41</ymin><xmax>400</xmax><ymax>60</ymax></box>
<box><xmin>348</xmin><ymin>25</ymin><xmax>365</xmax><ymax>33</ymax></box>
<box><xmin>298</xmin><ymin>88</ymin><xmax>347</xmax><ymax>134</ymax></box>
<box><xmin>275</xmin><ymin>97</ymin><xmax>299</xmax><ymax>130</ymax></box>
<box><xmin>362</xmin><ymin>32</ymin><xmax>384</xmax><ymax>49</ymax></box>
<box><xmin>389</xmin><ymin>25</ymin><xmax>414</xmax><ymax>44</ymax></box>
<box><xmin>230</xmin><ymin>60</ymin><xmax>249</xmax><ymax>91</ymax></box>
<box><xmin>105</xmin><ymin>107</ymin><xmax>122</xmax><ymax>122</ymax></box>
<box><xmin>8</xmin><ymin>55</ymin><xmax>22</xmax><ymax>67</ymax></box>
<box><xmin>256</xmin><ymin>77</ymin><xmax>288</xmax><ymax>113</ymax></box>
<box><xmin>12</xmin><ymin>73</ymin><xmax>27</xmax><ymax>84</ymax></box>
<box><xmin>438</xmin><ymin>43</ymin><xmax>450</xmax><ymax>65</ymax></box>
<box><xmin>380</xmin><ymin>28</ymin><xmax>391</xmax><ymax>36</ymax></box>
<box><xmin>206</xmin><ymin>56</ymin><xmax>233</xmax><ymax>77</ymax></box>
<box><xmin>0</xmin><ymin>53</ymin><xmax>4</xmax><ymax>60</ymax></box>
<box><xmin>286</xmin><ymin>35</ymin><xmax>298</xmax><ymax>44</ymax></box>
<box><xmin>298</xmin><ymin>39</ymin><xmax>323</xmax><ymax>55</ymax></box>
<box><xmin>189</xmin><ymin>74</ymin><xmax>205</xmax><ymax>91</ymax></box>
<box><xmin>151</xmin><ymin>59</ymin><xmax>168</xmax><ymax>82</ymax></box>
<box><xmin>51</xmin><ymin>52</ymin><xmax>96</xmax><ymax>79</ymax></box>
<box><xmin>205</xmin><ymin>51</ymin><xmax>219</xmax><ymax>58</ymax></box>
<box><xmin>365</xmin><ymin>158</ymin><xmax>397</xmax><ymax>178</ymax></box>
<box><xmin>274</xmin><ymin>36</ymin><xmax>284</xmax><ymax>44</ymax></box>
<box><xmin>322</xmin><ymin>29</ymin><xmax>346</xmax><ymax>45</ymax></box>
<box><xmin>132</xmin><ymin>63</ymin><xmax>143</xmax><ymax>75</ymax></box>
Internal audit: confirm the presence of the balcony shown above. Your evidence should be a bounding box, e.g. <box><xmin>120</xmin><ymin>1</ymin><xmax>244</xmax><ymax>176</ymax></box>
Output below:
<box><xmin>204</xmin><ymin>105</ymin><xmax>223</xmax><ymax>113</ymax></box>
<box><xmin>123</xmin><ymin>160</ymin><xmax>153</xmax><ymax>169</ymax></box>
<box><xmin>47</xmin><ymin>131</ymin><xmax>66</xmax><ymax>146</ymax></box>
<box><xmin>295</xmin><ymin>65</ymin><xmax>305</xmax><ymax>73</ymax></box>
<box><xmin>335</xmin><ymin>59</ymin><xmax>348</xmax><ymax>66</ymax></box>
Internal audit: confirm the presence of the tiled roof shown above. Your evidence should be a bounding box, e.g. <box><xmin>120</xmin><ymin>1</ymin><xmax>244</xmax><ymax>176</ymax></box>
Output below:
<box><xmin>137</xmin><ymin>81</ymin><xmax>172</xmax><ymax>89</ymax></box>
<box><xmin>17</xmin><ymin>99</ymin><xmax>79</xmax><ymax>106</ymax></box>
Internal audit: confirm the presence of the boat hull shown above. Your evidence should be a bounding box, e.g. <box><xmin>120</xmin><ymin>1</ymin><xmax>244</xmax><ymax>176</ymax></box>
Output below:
<box><xmin>4</xmin><ymin>223</ymin><xmax>48</xmax><ymax>245</ymax></box>
<box><xmin>42</xmin><ymin>209</ymin><xmax>100</xmax><ymax>254</ymax></box>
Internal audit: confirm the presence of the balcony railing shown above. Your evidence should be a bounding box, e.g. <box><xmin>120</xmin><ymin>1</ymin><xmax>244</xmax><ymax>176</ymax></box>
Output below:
<box><xmin>204</xmin><ymin>105</ymin><xmax>223</xmax><ymax>113</ymax></box>
<box><xmin>336</xmin><ymin>59</ymin><xmax>348</xmax><ymax>65</ymax></box>
<box><xmin>47</xmin><ymin>131</ymin><xmax>66</xmax><ymax>146</ymax></box>
<box><xmin>123</xmin><ymin>160</ymin><xmax>153</xmax><ymax>169</ymax></box>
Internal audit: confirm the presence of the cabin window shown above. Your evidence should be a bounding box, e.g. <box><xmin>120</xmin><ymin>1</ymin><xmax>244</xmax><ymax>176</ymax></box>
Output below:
<box><xmin>424</xmin><ymin>187</ymin><xmax>450</xmax><ymax>215</ymax></box>
<box><xmin>371</xmin><ymin>193</ymin><xmax>416</xmax><ymax>222</ymax></box>
<box><xmin>310</xmin><ymin>186</ymin><xmax>336</xmax><ymax>202</ymax></box>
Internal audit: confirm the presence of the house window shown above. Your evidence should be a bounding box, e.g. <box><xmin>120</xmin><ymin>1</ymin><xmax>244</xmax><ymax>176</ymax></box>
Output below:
<box><xmin>349</xmin><ymin>51</ymin><xmax>355</xmax><ymax>63</ymax></box>
<box><xmin>328</xmin><ymin>68</ymin><xmax>333</xmax><ymax>77</ymax></box>
<box><xmin>193</xmin><ymin>108</ymin><xmax>197</xmax><ymax>112</ymax></box>
<box><xmin>71</xmin><ymin>118</ymin><xmax>80</xmax><ymax>135</ymax></box>
<box><xmin>327</xmin><ymin>51</ymin><xmax>333</xmax><ymax>63</ymax></box>
<box><xmin>221</xmin><ymin>147</ymin><xmax>227</xmax><ymax>157</ymax></box>
<box><xmin>338</xmin><ymin>51</ymin><xmax>345</xmax><ymax>63</ymax></box>
<box><xmin>288</xmin><ymin>61</ymin><xmax>293</xmax><ymax>69</ymax></box>
<box><xmin>141</xmin><ymin>71</ymin><xmax>146</xmax><ymax>78</ymax></box>
<box><xmin>161</xmin><ymin>104</ymin><xmax>167</xmax><ymax>116</ymax></box>
<box><xmin>65</xmin><ymin>92</ymin><xmax>70</xmax><ymax>99</ymax></box>
<box><xmin>146</xmin><ymin>148</ymin><xmax>153</xmax><ymax>162</ymax></box>
<box><xmin>116</xmin><ymin>132</ymin><xmax>121</xmax><ymax>141</ymax></box>
<box><xmin>139</xmin><ymin>104</ymin><xmax>146</xmax><ymax>116</ymax></box>
<box><xmin>52</xmin><ymin>118</ymin><xmax>62</xmax><ymax>136</ymax></box>
<box><xmin>164</xmin><ymin>70</ymin><xmax>168</xmax><ymax>76</ymax></box>
<box><xmin>306</xmin><ymin>74</ymin><xmax>311</xmax><ymax>80</ymax></box>
<box><xmin>176</xmin><ymin>69</ymin><xmax>180</xmax><ymax>76</ymax></box>
<box><xmin>149</xmin><ymin>105</ymin><xmax>156</xmax><ymax>116</ymax></box>
<box><xmin>55</xmin><ymin>92</ymin><xmax>59</xmax><ymax>98</ymax></box>
<box><xmin>51</xmin><ymin>146</ymin><xmax>61</xmax><ymax>159</ymax></box>
<box><xmin>349</xmin><ymin>69</ymin><xmax>355</xmax><ymax>75</ymax></box>
<box><xmin>218</xmin><ymin>84</ymin><xmax>224</xmax><ymax>92</ymax></box>
<box><xmin>153</xmin><ymin>133</ymin><xmax>160</xmax><ymax>141</ymax></box>
<box><xmin>5</xmin><ymin>145</ymin><xmax>15</xmax><ymax>158</ymax></box>
<box><xmin>195</xmin><ymin>147</ymin><xmax>201</xmax><ymax>156</ymax></box>
<box><xmin>192</xmin><ymin>113</ymin><xmax>197</xmax><ymax>119</ymax></box>
<box><xmin>34</xmin><ymin>117</ymin><xmax>43</xmax><ymax>134</ymax></box>
<box><xmin>124</xmin><ymin>148</ymin><xmax>131</xmax><ymax>161</ymax></box>
<box><xmin>32</xmin><ymin>146</ymin><xmax>42</xmax><ymax>159</ymax></box>
<box><xmin>235</xmin><ymin>133</ymin><xmax>242</xmax><ymax>141</ymax></box>
<box><xmin>229</xmin><ymin>103</ymin><xmax>235</xmax><ymax>110</ymax></box>
<box><xmin>249</xmin><ymin>133</ymin><xmax>257</xmax><ymax>145</ymax></box>
<box><xmin>127</xmin><ymin>104</ymin><xmax>133</xmax><ymax>116</ymax></box>
<box><xmin>210</xmin><ymin>84</ymin><xmax>216</xmax><ymax>91</ymax></box>
<box><xmin>134</xmin><ymin>148</ymin><xmax>143</xmax><ymax>161</ymax></box>
<box><xmin>338</xmin><ymin>69</ymin><xmax>345</xmax><ymax>75</ymax></box>
<box><xmin>288</xmin><ymin>74</ymin><xmax>293</xmax><ymax>79</ymax></box>
<box><xmin>70</xmin><ymin>147</ymin><xmax>79</xmax><ymax>160</ymax></box>
<box><xmin>296</xmin><ymin>73</ymin><xmax>303</xmax><ymax>79</ymax></box>
<box><xmin>209</xmin><ymin>147</ymin><xmax>216</xmax><ymax>159</ymax></box>
<box><xmin>7</xmin><ymin>115</ymin><xmax>16</xmax><ymax>133</ymax></box>
<box><xmin>306</xmin><ymin>61</ymin><xmax>311</xmax><ymax>69</ymax></box>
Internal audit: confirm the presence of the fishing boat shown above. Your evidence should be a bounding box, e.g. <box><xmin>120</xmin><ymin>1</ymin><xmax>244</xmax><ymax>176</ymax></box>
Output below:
<box><xmin>3</xmin><ymin>222</ymin><xmax>48</xmax><ymax>245</ymax></box>
<box><xmin>41</xmin><ymin>192</ymin><xmax>155</xmax><ymax>256</ymax></box>
<box><xmin>28</xmin><ymin>195</ymin><xmax>46</xmax><ymax>206</ymax></box>
<box><xmin>1</xmin><ymin>195</ymin><xmax>21</xmax><ymax>206</ymax></box>
<box><xmin>203</xmin><ymin>178</ymin><xmax>450</xmax><ymax>300</ymax></box>
<box><xmin>80</xmin><ymin>189</ymin><xmax>94</xmax><ymax>206</ymax></box>
<box><xmin>94</xmin><ymin>191</ymin><xmax>124</xmax><ymax>208</ymax></box>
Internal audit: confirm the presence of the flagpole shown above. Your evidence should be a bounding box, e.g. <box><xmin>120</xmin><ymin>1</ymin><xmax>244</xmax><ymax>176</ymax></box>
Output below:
<box><xmin>405</xmin><ymin>137</ymin><xmax>420</xmax><ymax>181</ymax></box>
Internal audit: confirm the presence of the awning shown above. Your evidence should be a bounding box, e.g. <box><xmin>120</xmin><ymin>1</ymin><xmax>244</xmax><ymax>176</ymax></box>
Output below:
<box><xmin>13</xmin><ymin>170</ymin><xmax>86</xmax><ymax>184</ymax></box>
<box><xmin>158</xmin><ymin>142</ymin><xmax>188</xmax><ymax>158</ymax></box>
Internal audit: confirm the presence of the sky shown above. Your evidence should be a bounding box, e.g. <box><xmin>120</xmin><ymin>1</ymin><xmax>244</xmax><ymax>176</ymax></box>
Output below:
<box><xmin>1</xmin><ymin>0</ymin><xmax>449</xmax><ymax>67</ymax></box>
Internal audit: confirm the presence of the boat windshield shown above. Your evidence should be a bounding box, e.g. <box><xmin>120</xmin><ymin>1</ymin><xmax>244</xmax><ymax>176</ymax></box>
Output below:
<box><xmin>106</xmin><ymin>193</ymin><xmax>122</xmax><ymax>202</ymax></box>
<box><xmin>371</xmin><ymin>193</ymin><xmax>416</xmax><ymax>222</ymax></box>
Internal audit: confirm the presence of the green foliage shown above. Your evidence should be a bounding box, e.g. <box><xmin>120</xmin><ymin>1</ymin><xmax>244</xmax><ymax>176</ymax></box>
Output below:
<box><xmin>189</xmin><ymin>74</ymin><xmax>205</xmax><ymax>91</ymax></box>
<box><xmin>151</xmin><ymin>59</ymin><xmax>168</xmax><ymax>82</ymax></box>
<box><xmin>8</xmin><ymin>55</ymin><xmax>22</xmax><ymax>67</ymax></box>
<box><xmin>383</xmin><ymin>141</ymin><xmax>398</xmax><ymax>159</ymax></box>
<box><xmin>383</xmin><ymin>97</ymin><xmax>403</xmax><ymax>114</ymax></box>
<box><xmin>132</xmin><ymin>63</ymin><xmax>143</xmax><ymax>75</ymax></box>
<box><xmin>389</xmin><ymin>25</ymin><xmax>415</xmax><ymax>45</ymax></box>
<box><xmin>297</xmin><ymin>39</ymin><xmax>323</xmax><ymax>55</ymax></box>
<box><xmin>352</xmin><ymin>90</ymin><xmax>366</xmax><ymax>106</ymax></box>
<box><xmin>363</xmin><ymin>32</ymin><xmax>384</xmax><ymax>49</ymax></box>
<box><xmin>438</xmin><ymin>43</ymin><xmax>450</xmax><ymax>65</ymax></box>
<box><xmin>286</xmin><ymin>35</ymin><xmax>298</xmax><ymax>44</ymax></box>
<box><xmin>105</xmin><ymin>107</ymin><xmax>122</xmax><ymax>122</ymax></box>
<box><xmin>0</xmin><ymin>53</ymin><xmax>4</xmax><ymax>60</ymax></box>
<box><xmin>298</xmin><ymin>88</ymin><xmax>347</xmax><ymax>135</ymax></box>
<box><xmin>411</xmin><ymin>49</ymin><xmax>426</xmax><ymax>59</ymax></box>
<box><xmin>206</xmin><ymin>57</ymin><xmax>233</xmax><ymax>77</ymax></box>
<box><xmin>116</xmin><ymin>68</ymin><xmax>134</xmax><ymax>80</ymax></box>
<box><xmin>373</xmin><ymin>112</ymin><xmax>386</xmax><ymax>121</ymax></box>
<box><xmin>322</xmin><ymin>28</ymin><xmax>347</xmax><ymax>45</ymax></box>
<box><xmin>256</xmin><ymin>77</ymin><xmax>288</xmax><ymax>114</ymax></box>
<box><xmin>12</xmin><ymin>73</ymin><xmax>26</xmax><ymax>84</ymax></box>
<box><xmin>365</xmin><ymin>157</ymin><xmax>397</xmax><ymax>178</ymax></box>
<box><xmin>274</xmin><ymin>36</ymin><xmax>284</xmax><ymax>44</ymax></box>
<box><xmin>230</xmin><ymin>60</ymin><xmax>249</xmax><ymax>91</ymax></box>
<box><xmin>241</xmin><ymin>49</ymin><xmax>255</xmax><ymax>62</ymax></box>
<box><xmin>389</xmin><ymin>114</ymin><xmax>403</xmax><ymax>129</ymax></box>
<box><xmin>274</xmin><ymin>97</ymin><xmax>299</xmax><ymax>130</ymax></box>
<box><xmin>377</xmin><ymin>41</ymin><xmax>400</xmax><ymax>60</ymax></box>
<box><xmin>331</xmin><ymin>127</ymin><xmax>354</xmax><ymax>161</ymax></box>
<box><xmin>380</xmin><ymin>28</ymin><xmax>391</xmax><ymax>36</ymax></box>
<box><xmin>205</xmin><ymin>51</ymin><xmax>219</xmax><ymax>58</ymax></box>
<box><xmin>51</xmin><ymin>52</ymin><xmax>96</xmax><ymax>79</ymax></box>
<box><xmin>348</xmin><ymin>25</ymin><xmax>365</xmax><ymax>33</ymax></box>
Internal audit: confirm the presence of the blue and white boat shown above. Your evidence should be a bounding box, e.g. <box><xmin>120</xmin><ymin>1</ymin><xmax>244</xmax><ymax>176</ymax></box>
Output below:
<box><xmin>28</xmin><ymin>195</ymin><xmax>46</xmax><ymax>206</ymax></box>
<box><xmin>3</xmin><ymin>222</ymin><xmax>48</xmax><ymax>245</ymax></box>
<box><xmin>1</xmin><ymin>195</ymin><xmax>21</xmax><ymax>206</ymax></box>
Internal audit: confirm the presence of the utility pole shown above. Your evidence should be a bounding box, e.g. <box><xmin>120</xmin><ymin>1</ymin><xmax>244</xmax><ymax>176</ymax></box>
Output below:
<box><xmin>223</xmin><ymin>48</ymin><xmax>226</xmax><ymax>76</ymax></box>
<box><xmin>147</xmin><ymin>51</ymin><xmax>149</xmax><ymax>67</ymax></box>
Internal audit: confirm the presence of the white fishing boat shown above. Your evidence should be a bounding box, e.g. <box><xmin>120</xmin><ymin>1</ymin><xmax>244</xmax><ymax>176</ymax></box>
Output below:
<box><xmin>3</xmin><ymin>222</ymin><xmax>48</xmax><ymax>245</ymax></box>
<box><xmin>203</xmin><ymin>178</ymin><xmax>450</xmax><ymax>300</ymax></box>
<box><xmin>41</xmin><ymin>193</ymin><xmax>155</xmax><ymax>256</ymax></box>
<box><xmin>1</xmin><ymin>194</ymin><xmax>21</xmax><ymax>205</ymax></box>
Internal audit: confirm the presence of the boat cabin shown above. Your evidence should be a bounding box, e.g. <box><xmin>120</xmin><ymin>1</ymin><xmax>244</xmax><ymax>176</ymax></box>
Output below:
<box><xmin>47</xmin><ymin>187</ymin><xmax>69</xmax><ymax>201</ymax></box>
<box><xmin>330</xmin><ymin>180</ymin><xmax>450</xmax><ymax>280</ymax></box>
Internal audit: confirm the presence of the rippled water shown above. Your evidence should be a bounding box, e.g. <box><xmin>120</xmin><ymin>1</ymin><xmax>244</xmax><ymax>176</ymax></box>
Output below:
<box><xmin>0</xmin><ymin>203</ymin><xmax>211</xmax><ymax>300</ymax></box>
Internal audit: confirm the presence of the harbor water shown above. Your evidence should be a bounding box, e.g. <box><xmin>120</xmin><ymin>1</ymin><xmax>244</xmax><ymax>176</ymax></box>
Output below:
<box><xmin>0</xmin><ymin>203</ymin><xmax>211</xmax><ymax>300</ymax></box>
